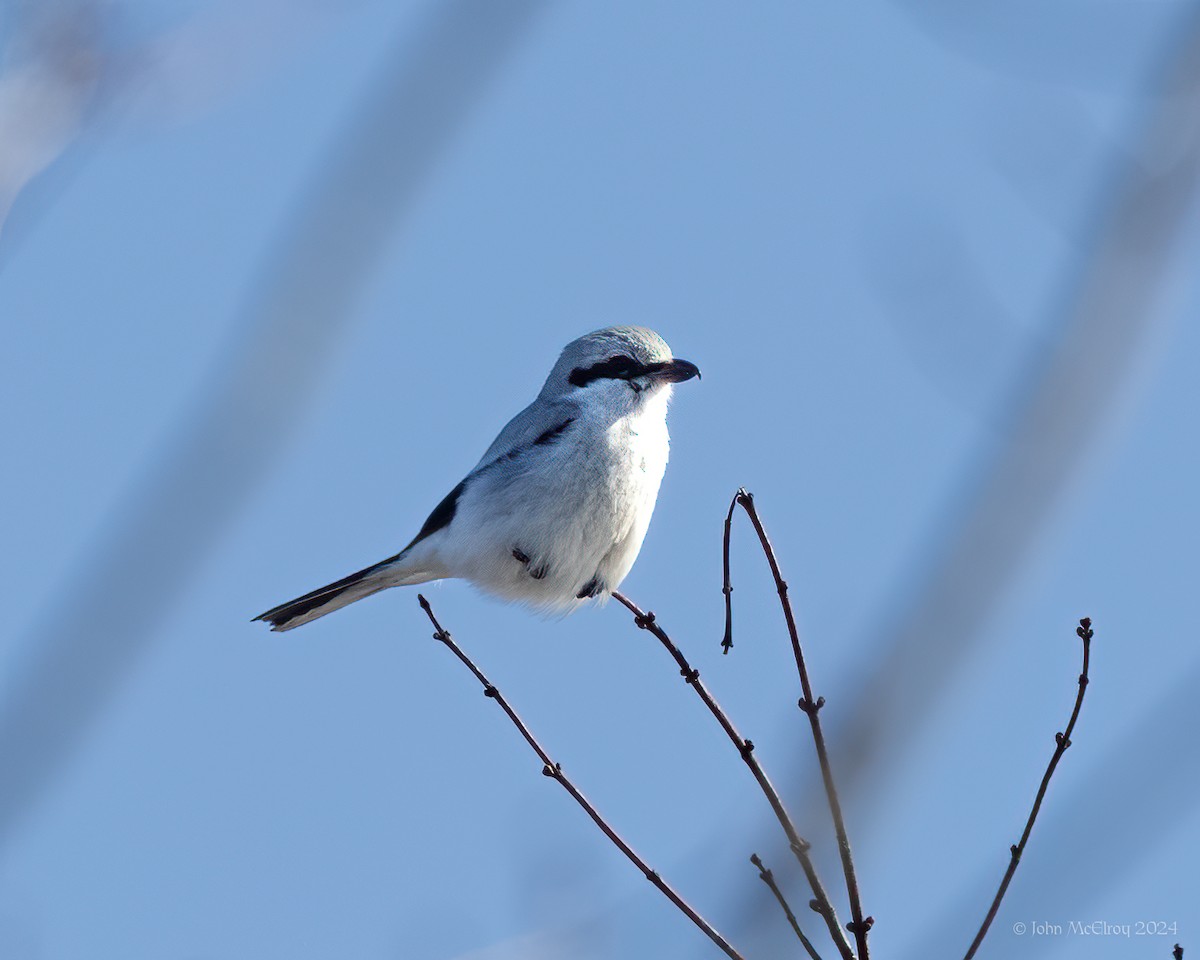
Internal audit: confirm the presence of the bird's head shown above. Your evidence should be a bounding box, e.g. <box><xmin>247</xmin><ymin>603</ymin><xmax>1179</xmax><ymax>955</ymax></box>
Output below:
<box><xmin>540</xmin><ymin>326</ymin><xmax>700</xmax><ymax>403</ymax></box>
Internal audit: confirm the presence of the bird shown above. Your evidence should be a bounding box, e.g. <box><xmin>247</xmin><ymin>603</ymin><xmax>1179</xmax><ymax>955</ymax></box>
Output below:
<box><xmin>254</xmin><ymin>326</ymin><xmax>700</xmax><ymax>631</ymax></box>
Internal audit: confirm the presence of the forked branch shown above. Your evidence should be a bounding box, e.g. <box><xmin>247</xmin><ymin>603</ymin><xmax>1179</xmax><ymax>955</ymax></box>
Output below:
<box><xmin>962</xmin><ymin>617</ymin><xmax>1094</xmax><ymax>959</ymax></box>
<box><xmin>417</xmin><ymin>595</ymin><xmax>747</xmax><ymax>960</ymax></box>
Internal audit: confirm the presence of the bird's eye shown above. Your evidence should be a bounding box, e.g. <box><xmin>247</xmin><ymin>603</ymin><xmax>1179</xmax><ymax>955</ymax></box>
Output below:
<box><xmin>568</xmin><ymin>355</ymin><xmax>644</xmax><ymax>387</ymax></box>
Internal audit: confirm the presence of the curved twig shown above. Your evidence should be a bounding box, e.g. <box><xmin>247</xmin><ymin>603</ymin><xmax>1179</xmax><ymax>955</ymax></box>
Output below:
<box><xmin>721</xmin><ymin>493</ymin><xmax>738</xmax><ymax>654</ymax></box>
<box><xmin>962</xmin><ymin>617</ymin><xmax>1094</xmax><ymax>959</ymax></box>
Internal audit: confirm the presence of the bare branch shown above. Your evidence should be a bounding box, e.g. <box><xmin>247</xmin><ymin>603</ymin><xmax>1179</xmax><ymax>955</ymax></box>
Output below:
<box><xmin>750</xmin><ymin>853</ymin><xmax>823</xmax><ymax>960</ymax></box>
<box><xmin>417</xmin><ymin>595</ymin><xmax>746</xmax><ymax>960</ymax></box>
<box><xmin>611</xmin><ymin>591</ymin><xmax>854</xmax><ymax>960</ymax></box>
<box><xmin>725</xmin><ymin>489</ymin><xmax>873</xmax><ymax>959</ymax></box>
<box><xmin>962</xmin><ymin>617</ymin><xmax>1094</xmax><ymax>959</ymax></box>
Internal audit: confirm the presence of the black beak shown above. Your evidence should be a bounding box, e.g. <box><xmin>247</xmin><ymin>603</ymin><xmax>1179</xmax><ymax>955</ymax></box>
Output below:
<box><xmin>652</xmin><ymin>358</ymin><xmax>701</xmax><ymax>384</ymax></box>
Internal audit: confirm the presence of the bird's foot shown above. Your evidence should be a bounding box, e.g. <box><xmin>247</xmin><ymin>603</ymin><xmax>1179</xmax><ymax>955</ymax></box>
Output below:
<box><xmin>512</xmin><ymin>547</ymin><xmax>548</xmax><ymax>580</ymax></box>
<box><xmin>576</xmin><ymin>576</ymin><xmax>606</xmax><ymax>599</ymax></box>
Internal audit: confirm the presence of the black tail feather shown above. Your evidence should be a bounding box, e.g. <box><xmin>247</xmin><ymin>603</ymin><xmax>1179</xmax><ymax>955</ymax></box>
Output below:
<box><xmin>254</xmin><ymin>555</ymin><xmax>397</xmax><ymax>631</ymax></box>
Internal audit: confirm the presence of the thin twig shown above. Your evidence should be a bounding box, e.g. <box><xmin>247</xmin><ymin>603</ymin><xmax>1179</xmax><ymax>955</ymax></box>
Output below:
<box><xmin>750</xmin><ymin>853</ymin><xmax>823</xmax><ymax>960</ymax></box>
<box><xmin>962</xmin><ymin>617</ymin><xmax>1094</xmax><ymax>960</ymax></box>
<box><xmin>727</xmin><ymin>489</ymin><xmax>873</xmax><ymax>959</ymax></box>
<box><xmin>611</xmin><ymin>591</ymin><xmax>854</xmax><ymax>960</ymax></box>
<box><xmin>721</xmin><ymin>494</ymin><xmax>738</xmax><ymax>654</ymax></box>
<box><xmin>416</xmin><ymin>595</ymin><xmax>746</xmax><ymax>960</ymax></box>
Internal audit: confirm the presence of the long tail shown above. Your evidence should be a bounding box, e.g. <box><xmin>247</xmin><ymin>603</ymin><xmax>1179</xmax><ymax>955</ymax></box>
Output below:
<box><xmin>253</xmin><ymin>553</ymin><xmax>436</xmax><ymax>632</ymax></box>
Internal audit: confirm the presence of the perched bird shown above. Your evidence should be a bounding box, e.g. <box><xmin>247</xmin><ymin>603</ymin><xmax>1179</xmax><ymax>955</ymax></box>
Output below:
<box><xmin>254</xmin><ymin>326</ymin><xmax>700</xmax><ymax>631</ymax></box>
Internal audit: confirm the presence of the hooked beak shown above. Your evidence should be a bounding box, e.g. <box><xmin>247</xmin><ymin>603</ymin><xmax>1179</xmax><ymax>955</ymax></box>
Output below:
<box><xmin>651</xmin><ymin>358</ymin><xmax>702</xmax><ymax>384</ymax></box>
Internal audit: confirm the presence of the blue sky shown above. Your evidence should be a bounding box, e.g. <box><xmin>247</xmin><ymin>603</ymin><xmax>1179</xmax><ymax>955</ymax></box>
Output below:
<box><xmin>1</xmin><ymin>2</ymin><xmax>1197</xmax><ymax>958</ymax></box>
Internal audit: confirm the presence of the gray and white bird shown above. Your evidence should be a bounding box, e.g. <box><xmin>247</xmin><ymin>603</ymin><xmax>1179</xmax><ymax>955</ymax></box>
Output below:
<box><xmin>254</xmin><ymin>326</ymin><xmax>700</xmax><ymax>631</ymax></box>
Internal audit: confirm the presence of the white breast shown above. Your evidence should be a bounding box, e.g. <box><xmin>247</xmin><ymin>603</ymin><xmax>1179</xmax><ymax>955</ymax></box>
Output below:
<box><xmin>434</xmin><ymin>387</ymin><xmax>672</xmax><ymax>610</ymax></box>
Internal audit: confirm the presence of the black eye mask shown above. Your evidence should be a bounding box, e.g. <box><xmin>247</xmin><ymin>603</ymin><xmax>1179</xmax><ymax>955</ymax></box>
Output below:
<box><xmin>568</xmin><ymin>355</ymin><xmax>646</xmax><ymax>387</ymax></box>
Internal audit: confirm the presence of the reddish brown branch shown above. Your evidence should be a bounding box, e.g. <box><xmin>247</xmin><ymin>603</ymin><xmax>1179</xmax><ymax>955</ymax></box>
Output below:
<box><xmin>417</xmin><ymin>595</ymin><xmax>747</xmax><ymax>960</ymax></box>
<box><xmin>726</xmin><ymin>489</ymin><xmax>872</xmax><ymax>959</ymax></box>
<box><xmin>750</xmin><ymin>853</ymin><xmax>824</xmax><ymax>960</ymax></box>
<box><xmin>611</xmin><ymin>591</ymin><xmax>854</xmax><ymax>960</ymax></box>
<box><xmin>962</xmin><ymin>617</ymin><xmax>1094</xmax><ymax>960</ymax></box>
